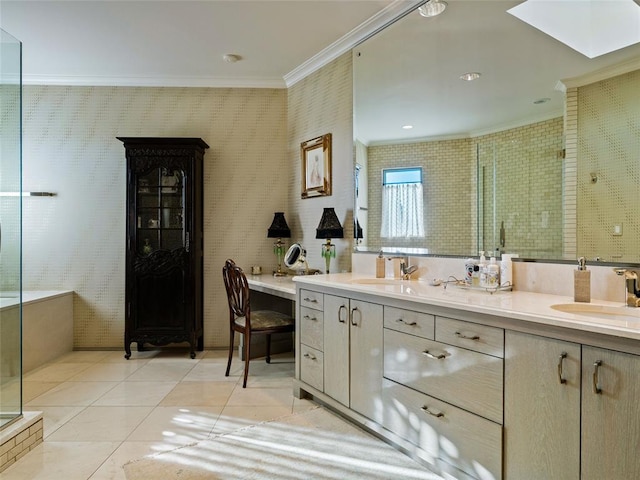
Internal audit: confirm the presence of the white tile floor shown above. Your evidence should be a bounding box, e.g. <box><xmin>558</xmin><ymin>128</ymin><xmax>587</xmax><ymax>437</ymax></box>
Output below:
<box><xmin>3</xmin><ymin>348</ymin><xmax>315</xmax><ymax>479</ymax></box>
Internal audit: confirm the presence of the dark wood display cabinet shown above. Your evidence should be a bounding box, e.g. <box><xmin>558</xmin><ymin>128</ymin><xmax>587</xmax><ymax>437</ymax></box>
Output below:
<box><xmin>118</xmin><ymin>137</ymin><xmax>209</xmax><ymax>359</ymax></box>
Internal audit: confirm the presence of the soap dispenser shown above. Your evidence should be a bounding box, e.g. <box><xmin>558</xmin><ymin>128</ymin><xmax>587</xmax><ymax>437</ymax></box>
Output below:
<box><xmin>376</xmin><ymin>251</ymin><xmax>385</xmax><ymax>278</ymax></box>
<box><xmin>574</xmin><ymin>257</ymin><xmax>591</xmax><ymax>303</ymax></box>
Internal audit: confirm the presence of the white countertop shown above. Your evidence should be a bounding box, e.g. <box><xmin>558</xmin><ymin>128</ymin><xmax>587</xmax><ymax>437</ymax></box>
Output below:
<box><xmin>247</xmin><ymin>274</ymin><xmax>296</xmax><ymax>300</ymax></box>
<box><xmin>293</xmin><ymin>273</ymin><xmax>640</xmax><ymax>341</ymax></box>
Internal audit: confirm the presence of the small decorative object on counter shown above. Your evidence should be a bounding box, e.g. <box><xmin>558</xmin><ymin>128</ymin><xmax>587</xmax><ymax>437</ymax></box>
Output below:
<box><xmin>574</xmin><ymin>256</ymin><xmax>591</xmax><ymax>303</ymax></box>
<box><xmin>500</xmin><ymin>253</ymin><xmax>518</xmax><ymax>287</ymax></box>
<box><xmin>376</xmin><ymin>251</ymin><xmax>385</xmax><ymax>278</ymax></box>
<box><xmin>487</xmin><ymin>257</ymin><xmax>500</xmax><ymax>287</ymax></box>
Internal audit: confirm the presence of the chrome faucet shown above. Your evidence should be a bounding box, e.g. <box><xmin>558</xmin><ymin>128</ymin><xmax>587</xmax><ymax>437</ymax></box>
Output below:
<box><xmin>614</xmin><ymin>268</ymin><xmax>640</xmax><ymax>307</ymax></box>
<box><xmin>387</xmin><ymin>256</ymin><xmax>418</xmax><ymax>280</ymax></box>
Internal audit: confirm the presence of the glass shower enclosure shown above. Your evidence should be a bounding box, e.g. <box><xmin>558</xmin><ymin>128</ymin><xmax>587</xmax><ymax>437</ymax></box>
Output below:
<box><xmin>0</xmin><ymin>29</ymin><xmax>23</xmax><ymax>430</ymax></box>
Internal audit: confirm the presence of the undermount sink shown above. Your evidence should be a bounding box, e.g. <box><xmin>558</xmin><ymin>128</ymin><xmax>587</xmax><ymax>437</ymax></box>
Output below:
<box><xmin>551</xmin><ymin>303</ymin><xmax>640</xmax><ymax>322</ymax></box>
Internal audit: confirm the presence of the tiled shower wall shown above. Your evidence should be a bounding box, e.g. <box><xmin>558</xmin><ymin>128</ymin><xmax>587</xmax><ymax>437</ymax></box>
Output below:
<box><xmin>365</xmin><ymin>117</ymin><xmax>563</xmax><ymax>257</ymax></box>
<box><xmin>577</xmin><ymin>68</ymin><xmax>640</xmax><ymax>262</ymax></box>
<box><xmin>22</xmin><ymin>86</ymin><xmax>288</xmax><ymax>349</ymax></box>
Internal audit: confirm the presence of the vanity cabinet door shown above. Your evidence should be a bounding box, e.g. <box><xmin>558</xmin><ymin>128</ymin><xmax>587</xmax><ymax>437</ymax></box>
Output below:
<box><xmin>323</xmin><ymin>294</ymin><xmax>350</xmax><ymax>406</ymax></box>
<box><xmin>323</xmin><ymin>294</ymin><xmax>383</xmax><ymax>420</ymax></box>
<box><xmin>504</xmin><ymin>331</ymin><xmax>580</xmax><ymax>480</ymax></box>
<box><xmin>349</xmin><ymin>299</ymin><xmax>383</xmax><ymax>421</ymax></box>
<box><xmin>581</xmin><ymin>346</ymin><xmax>640</xmax><ymax>480</ymax></box>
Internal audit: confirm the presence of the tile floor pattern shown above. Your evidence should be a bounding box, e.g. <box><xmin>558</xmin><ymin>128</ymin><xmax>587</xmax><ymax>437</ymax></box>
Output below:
<box><xmin>2</xmin><ymin>349</ymin><xmax>318</xmax><ymax>480</ymax></box>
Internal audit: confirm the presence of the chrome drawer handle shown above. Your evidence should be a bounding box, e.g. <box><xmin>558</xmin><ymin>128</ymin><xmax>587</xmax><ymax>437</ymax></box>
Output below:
<box><xmin>558</xmin><ymin>352</ymin><xmax>567</xmax><ymax>384</ymax></box>
<box><xmin>338</xmin><ymin>305</ymin><xmax>347</xmax><ymax>323</ymax></box>
<box><xmin>455</xmin><ymin>331</ymin><xmax>480</xmax><ymax>341</ymax></box>
<box><xmin>303</xmin><ymin>315</ymin><xmax>317</xmax><ymax>321</ymax></box>
<box><xmin>396</xmin><ymin>318</ymin><xmax>417</xmax><ymax>326</ymax></box>
<box><xmin>350</xmin><ymin>307</ymin><xmax>359</xmax><ymax>326</ymax></box>
<box><xmin>593</xmin><ymin>360</ymin><xmax>602</xmax><ymax>394</ymax></box>
<box><xmin>303</xmin><ymin>297</ymin><xmax>318</xmax><ymax>303</ymax></box>
<box><xmin>420</xmin><ymin>406</ymin><xmax>444</xmax><ymax>418</ymax></box>
<box><xmin>422</xmin><ymin>350</ymin><xmax>446</xmax><ymax>360</ymax></box>
<box><xmin>303</xmin><ymin>352</ymin><xmax>317</xmax><ymax>361</ymax></box>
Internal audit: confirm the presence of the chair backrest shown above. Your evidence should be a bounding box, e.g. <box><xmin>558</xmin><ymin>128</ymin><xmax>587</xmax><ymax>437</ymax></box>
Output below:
<box><xmin>222</xmin><ymin>259</ymin><xmax>250</xmax><ymax>323</ymax></box>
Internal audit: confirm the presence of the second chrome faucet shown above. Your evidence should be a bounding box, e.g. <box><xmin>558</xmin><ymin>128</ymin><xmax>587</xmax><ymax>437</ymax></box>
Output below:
<box><xmin>614</xmin><ymin>268</ymin><xmax>640</xmax><ymax>307</ymax></box>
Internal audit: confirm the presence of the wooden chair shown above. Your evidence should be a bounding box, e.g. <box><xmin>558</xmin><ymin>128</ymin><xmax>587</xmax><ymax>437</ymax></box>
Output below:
<box><xmin>222</xmin><ymin>259</ymin><xmax>295</xmax><ymax>388</ymax></box>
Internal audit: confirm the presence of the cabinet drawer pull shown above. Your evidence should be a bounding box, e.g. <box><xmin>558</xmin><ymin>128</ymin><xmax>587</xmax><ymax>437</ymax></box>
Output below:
<box><xmin>422</xmin><ymin>349</ymin><xmax>446</xmax><ymax>360</ymax></box>
<box><xmin>557</xmin><ymin>352</ymin><xmax>567</xmax><ymax>384</ymax></box>
<box><xmin>420</xmin><ymin>406</ymin><xmax>444</xmax><ymax>418</ymax></box>
<box><xmin>303</xmin><ymin>315</ymin><xmax>317</xmax><ymax>321</ymax></box>
<box><xmin>592</xmin><ymin>360</ymin><xmax>603</xmax><ymax>394</ymax></box>
<box><xmin>303</xmin><ymin>297</ymin><xmax>318</xmax><ymax>303</ymax></box>
<box><xmin>350</xmin><ymin>307</ymin><xmax>359</xmax><ymax>326</ymax></box>
<box><xmin>455</xmin><ymin>331</ymin><xmax>479</xmax><ymax>341</ymax></box>
<box><xmin>338</xmin><ymin>305</ymin><xmax>347</xmax><ymax>323</ymax></box>
<box><xmin>396</xmin><ymin>318</ymin><xmax>417</xmax><ymax>326</ymax></box>
<box><xmin>303</xmin><ymin>352</ymin><xmax>317</xmax><ymax>361</ymax></box>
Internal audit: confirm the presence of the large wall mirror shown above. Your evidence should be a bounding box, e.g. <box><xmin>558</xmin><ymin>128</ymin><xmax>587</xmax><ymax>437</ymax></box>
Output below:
<box><xmin>353</xmin><ymin>0</ymin><xmax>640</xmax><ymax>263</ymax></box>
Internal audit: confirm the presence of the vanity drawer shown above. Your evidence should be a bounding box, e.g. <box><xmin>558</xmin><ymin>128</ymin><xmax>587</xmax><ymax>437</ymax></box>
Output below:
<box><xmin>381</xmin><ymin>378</ymin><xmax>502</xmax><ymax>480</ymax></box>
<box><xmin>300</xmin><ymin>306</ymin><xmax>323</xmax><ymax>351</ymax></box>
<box><xmin>384</xmin><ymin>328</ymin><xmax>503</xmax><ymax>423</ymax></box>
<box><xmin>383</xmin><ymin>306</ymin><xmax>434</xmax><ymax>340</ymax></box>
<box><xmin>436</xmin><ymin>316</ymin><xmax>504</xmax><ymax>358</ymax></box>
<box><xmin>300</xmin><ymin>344</ymin><xmax>323</xmax><ymax>391</ymax></box>
<box><xmin>300</xmin><ymin>289</ymin><xmax>323</xmax><ymax>310</ymax></box>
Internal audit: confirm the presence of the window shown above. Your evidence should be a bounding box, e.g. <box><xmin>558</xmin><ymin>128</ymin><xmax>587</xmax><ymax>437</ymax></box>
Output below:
<box><xmin>380</xmin><ymin>167</ymin><xmax>425</xmax><ymax>238</ymax></box>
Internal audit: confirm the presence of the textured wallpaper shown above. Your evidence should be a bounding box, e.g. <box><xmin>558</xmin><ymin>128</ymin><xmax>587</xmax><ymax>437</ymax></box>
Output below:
<box><xmin>577</xmin><ymin>69</ymin><xmax>640</xmax><ymax>262</ymax></box>
<box><xmin>22</xmin><ymin>86</ymin><xmax>288</xmax><ymax>349</ymax></box>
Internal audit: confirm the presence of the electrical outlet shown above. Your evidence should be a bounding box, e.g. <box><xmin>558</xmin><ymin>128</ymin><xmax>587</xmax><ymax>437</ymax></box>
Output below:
<box><xmin>613</xmin><ymin>224</ymin><xmax>623</xmax><ymax>236</ymax></box>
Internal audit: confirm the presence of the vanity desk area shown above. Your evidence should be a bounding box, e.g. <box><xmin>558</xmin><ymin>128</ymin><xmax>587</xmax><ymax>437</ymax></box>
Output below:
<box><xmin>292</xmin><ymin>272</ymin><xmax>640</xmax><ymax>480</ymax></box>
<box><xmin>244</xmin><ymin>274</ymin><xmax>296</xmax><ymax>359</ymax></box>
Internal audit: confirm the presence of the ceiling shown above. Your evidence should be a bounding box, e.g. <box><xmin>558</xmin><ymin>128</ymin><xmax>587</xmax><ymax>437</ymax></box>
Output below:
<box><xmin>0</xmin><ymin>0</ymin><xmax>404</xmax><ymax>88</ymax></box>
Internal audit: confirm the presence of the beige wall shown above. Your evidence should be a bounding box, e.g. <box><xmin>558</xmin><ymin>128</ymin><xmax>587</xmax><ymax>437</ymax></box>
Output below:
<box><xmin>287</xmin><ymin>53</ymin><xmax>354</xmax><ymax>274</ymax></box>
<box><xmin>22</xmin><ymin>86</ymin><xmax>288</xmax><ymax>349</ymax></box>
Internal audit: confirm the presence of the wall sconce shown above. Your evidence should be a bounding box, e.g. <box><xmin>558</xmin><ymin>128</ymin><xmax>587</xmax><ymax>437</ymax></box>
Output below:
<box><xmin>267</xmin><ymin>212</ymin><xmax>291</xmax><ymax>277</ymax></box>
<box><xmin>316</xmin><ymin>207</ymin><xmax>344</xmax><ymax>274</ymax></box>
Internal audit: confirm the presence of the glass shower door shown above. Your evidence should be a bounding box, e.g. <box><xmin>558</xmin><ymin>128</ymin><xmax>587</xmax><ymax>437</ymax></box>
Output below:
<box><xmin>0</xmin><ymin>29</ymin><xmax>22</xmax><ymax>429</ymax></box>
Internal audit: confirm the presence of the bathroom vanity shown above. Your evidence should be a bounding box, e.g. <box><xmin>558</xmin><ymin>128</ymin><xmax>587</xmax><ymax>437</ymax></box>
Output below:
<box><xmin>293</xmin><ymin>273</ymin><xmax>640</xmax><ymax>480</ymax></box>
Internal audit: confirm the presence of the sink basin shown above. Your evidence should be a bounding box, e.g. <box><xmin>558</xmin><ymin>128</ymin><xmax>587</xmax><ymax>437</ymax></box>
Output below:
<box><xmin>551</xmin><ymin>303</ymin><xmax>640</xmax><ymax>322</ymax></box>
<box><xmin>349</xmin><ymin>278</ymin><xmax>421</xmax><ymax>286</ymax></box>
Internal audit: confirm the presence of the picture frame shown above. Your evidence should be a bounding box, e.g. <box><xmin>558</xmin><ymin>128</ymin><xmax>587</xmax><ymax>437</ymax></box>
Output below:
<box><xmin>301</xmin><ymin>133</ymin><xmax>332</xmax><ymax>198</ymax></box>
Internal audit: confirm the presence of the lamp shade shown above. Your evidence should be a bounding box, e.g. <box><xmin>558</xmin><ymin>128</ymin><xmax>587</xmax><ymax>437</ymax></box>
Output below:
<box><xmin>316</xmin><ymin>207</ymin><xmax>344</xmax><ymax>239</ymax></box>
<box><xmin>354</xmin><ymin>219</ymin><xmax>363</xmax><ymax>239</ymax></box>
<box><xmin>267</xmin><ymin>212</ymin><xmax>291</xmax><ymax>238</ymax></box>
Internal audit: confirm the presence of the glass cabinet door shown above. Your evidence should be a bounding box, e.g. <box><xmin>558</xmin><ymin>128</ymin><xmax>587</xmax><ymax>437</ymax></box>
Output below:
<box><xmin>136</xmin><ymin>167</ymin><xmax>185</xmax><ymax>255</ymax></box>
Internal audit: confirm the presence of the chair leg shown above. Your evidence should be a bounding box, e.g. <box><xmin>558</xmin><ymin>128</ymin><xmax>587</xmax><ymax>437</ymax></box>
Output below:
<box><xmin>225</xmin><ymin>329</ymin><xmax>235</xmax><ymax>377</ymax></box>
<box><xmin>242</xmin><ymin>331</ymin><xmax>251</xmax><ymax>388</ymax></box>
<box><xmin>266</xmin><ymin>334</ymin><xmax>272</xmax><ymax>364</ymax></box>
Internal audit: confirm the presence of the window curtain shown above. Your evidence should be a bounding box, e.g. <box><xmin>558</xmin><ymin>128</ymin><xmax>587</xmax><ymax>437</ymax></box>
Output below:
<box><xmin>380</xmin><ymin>183</ymin><xmax>425</xmax><ymax>238</ymax></box>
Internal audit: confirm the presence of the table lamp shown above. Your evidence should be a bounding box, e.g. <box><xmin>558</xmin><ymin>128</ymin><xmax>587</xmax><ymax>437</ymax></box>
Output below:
<box><xmin>267</xmin><ymin>212</ymin><xmax>291</xmax><ymax>276</ymax></box>
<box><xmin>316</xmin><ymin>207</ymin><xmax>344</xmax><ymax>274</ymax></box>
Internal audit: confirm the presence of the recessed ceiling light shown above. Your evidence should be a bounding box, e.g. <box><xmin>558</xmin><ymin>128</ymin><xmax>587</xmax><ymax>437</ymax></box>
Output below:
<box><xmin>418</xmin><ymin>0</ymin><xmax>447</xmax><ymax>18</ymax></box>
<box><xmin>460</xmin><ymin>72</ymin><xmax>481</xmax><ymax>81</ymax></box>
<box><xmin>533</xmin><ymin>97</ymin><xmax>551</xmax><ymax>105</ymax></box>
<box><xmin>402</xmin><ymin>125</ymin><xmax>413</xmax><ymax>130</ymax></box>
<box><xmin>223</xmin><ymin>54</ymin><xmax>241</xmax><ymax>63</ymax></box>
<box><xmin>507</xmin><ymin>0</ymin><xmax>640</xmax><ymax>58</ymax></box>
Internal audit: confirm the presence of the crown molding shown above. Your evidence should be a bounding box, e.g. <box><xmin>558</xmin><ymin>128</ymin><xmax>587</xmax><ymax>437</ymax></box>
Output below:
<box><xmin>560</xmin><ymin>56</ymin><xmax>640</xmax><ymax>89</ymax></box>
<box><xmin>22</xmin><ymin>74</ymin><xmax>287</xmax><ymax>89</ymax></box>
<box><xmin>284</xmin><ymin>0</ymin><xmax>423</xmax><ymax>87</ymax></box>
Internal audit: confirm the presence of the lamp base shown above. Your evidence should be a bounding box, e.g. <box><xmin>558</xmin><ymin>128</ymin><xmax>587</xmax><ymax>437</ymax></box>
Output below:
<box><xmin>273</xmin><ymin>270</ymin><xmax>287</xmax><ymax>277</ymax></box>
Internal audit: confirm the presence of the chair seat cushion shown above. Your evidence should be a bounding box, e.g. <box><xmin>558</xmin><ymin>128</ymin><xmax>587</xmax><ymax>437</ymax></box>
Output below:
<box><xmin>234</xmin><ymin>310</ymin><xmax>294</xmax><ymax>330</ymax></box>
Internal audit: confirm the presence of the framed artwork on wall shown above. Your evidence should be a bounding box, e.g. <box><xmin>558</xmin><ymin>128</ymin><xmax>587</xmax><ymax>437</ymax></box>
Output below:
<box><xmin>301</xmin><ymin>133</ymin><xmax>332</xmax><ymax>198</ymax></box>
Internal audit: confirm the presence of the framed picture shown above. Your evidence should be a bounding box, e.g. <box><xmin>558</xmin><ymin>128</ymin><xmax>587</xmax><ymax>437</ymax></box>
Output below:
<box><xmin>301</xmin><ymin>133</ymin><xmax>332</xmax><ymax>198</ymax></box>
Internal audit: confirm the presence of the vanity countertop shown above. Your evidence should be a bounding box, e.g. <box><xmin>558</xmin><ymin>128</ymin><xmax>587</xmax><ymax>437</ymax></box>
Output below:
<box><xmin>293</xmin><ymin>273</ymin><xmax>640</xmax><ymax>341</ymax></box>
<box><xmin>247</xmin><ymin>274</ymin><xmax>296</xmax><ymax>300</ymax></box>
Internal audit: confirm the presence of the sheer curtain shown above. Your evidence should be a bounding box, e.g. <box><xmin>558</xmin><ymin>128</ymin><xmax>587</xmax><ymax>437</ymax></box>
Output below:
<box><xmin>380</xmin><ymin>183</ymin><xmax>425</xmax><ymax>238</ymax></box>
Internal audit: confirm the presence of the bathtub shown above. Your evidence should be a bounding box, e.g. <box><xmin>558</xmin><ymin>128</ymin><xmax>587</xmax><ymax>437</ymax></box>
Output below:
<box><xmin>1</xmin><ymin>291</ymin><xmax>74</xmax><ymax>373</ymax></box>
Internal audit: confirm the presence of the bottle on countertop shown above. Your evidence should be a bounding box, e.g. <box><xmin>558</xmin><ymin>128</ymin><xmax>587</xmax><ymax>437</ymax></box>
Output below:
<box><xmin>478</xmin><ymin>251</ymin><xmax>488</xmax><ymax>287</ymax></box>
<box><xmin>376</xmin><ymin>250</ymin><xmax>386</xmax><ymax>278</ymax></box>
<box><xmin>464</xmin><ymin>258</ymin><xmax>476</xmax><ymax>285</ymax></box>
<box><xmin>487</xmin><ymin>257</ymin><xmax>500</xmax><ymax>287</ymax></box>
<box><xmin>574</xmin><ymin>256</ymin><xmax>591</xmax><ymax>303</ymax></box>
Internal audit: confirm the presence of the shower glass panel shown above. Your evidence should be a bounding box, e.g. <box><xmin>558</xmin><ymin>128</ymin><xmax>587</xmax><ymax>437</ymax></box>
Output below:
<box><xmin>0</xmin><ymin>29</ymin><xmax>22</xmax><ymax>430</ymax></box>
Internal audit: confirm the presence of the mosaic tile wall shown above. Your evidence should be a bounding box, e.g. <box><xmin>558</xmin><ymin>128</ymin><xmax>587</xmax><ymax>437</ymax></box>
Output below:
<box><xmin>22</xmin><ymin>86</ymin><xmax>288</xmax><ymax>349</ymax></box>
<box><xmin>577</xmin><ymin>69</ymin><xmax>640</xmax><ymax>262</ymax></box>
<box><xmin>287</xmin><ymin>53</ymin><xmax>354</xmax><ymax>275</ymax></box>
<box><xmin>477</xmin><ymin>117</ymin><xmax>564</xmax><ymax>258</ymax></box>
<box><xmin>366</xmin><ymin>139</ymin><xmax>475</xmax><ymax>255</ymax></box>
